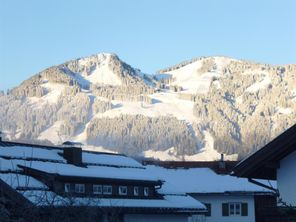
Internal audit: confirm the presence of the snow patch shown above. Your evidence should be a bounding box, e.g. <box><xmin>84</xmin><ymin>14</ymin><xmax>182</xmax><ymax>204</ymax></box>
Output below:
<box><xmin>212</xmin><ymin>80</ymin><xmax>221</xmax><ymax>89</ymax></box>
<box><xmin>246</xmin><ymin>75</ymin><xmax>271</xmax><ymax>93</ymax></box>
<box><xmin>163</xmin><ymin>56</ymin><xmax>233</xmax><ymax>94</ymax></box>
<box><xmin>27</xmin><ymin>83</ymin><xmax>65</xmax><ymax>107</ymax></box>
<box><xmin>143</xmin><ymin>147</ymin><xmax>181</xmax><ymax>161</ymax></box>
<box><xmin>41</xmin><ymin>83</ymin><xmax>65</xmax><ymax>103</ymax></box>
<box><xmin>276</xmin><ymin>107</ymin><xmax>293</xmax><ymax>115</ymax></box>
<box><xmin>93</xmin><ymin>92</ymin><xmax>197</xmax><ymax>122</ymax></box>
<box><xmin>213</xmin><ymin>56</ymin><xmax>234</xmax><ymax>73</ymax></box>
<box><xmin>38</xmin><ymin>121</ymin><xmax>64</xmax><ymax>144</ymax></box>
<box><xmin>78</xmin><ymin>53</ymin><xmax>122</xmax><ymax>86</ymax></box>
<box><xmin>236</xmin><ymin>95</ymin><xmax>243</xmax><ymax>104</ymax></box>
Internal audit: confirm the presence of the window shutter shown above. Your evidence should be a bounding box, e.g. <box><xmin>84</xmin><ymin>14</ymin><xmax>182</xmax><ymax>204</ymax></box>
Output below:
<box><xmin>204</xmin><ymin>203</ymin><xmax>211</xmax><ymax>216</ymax></box>
<box><xmin>241</xmin><ymin>203</ymin><xmax>248</xmax><ymax>216</ymax></box>
<box><xmin>222</xmin><ymin>203</ymin><xmax>229</xmax><ymax>216</ymax></box>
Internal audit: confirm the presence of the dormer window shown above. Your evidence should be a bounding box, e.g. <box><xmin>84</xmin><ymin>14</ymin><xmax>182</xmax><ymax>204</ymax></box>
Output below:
<box><xmin>119</xmin><ymin>186</ymin><xmax>127</xmax><ymax>195</ymax></box>
<box><xmin>93</xmin><ymin>185</ymin><xmax>102</xmax><ymax>194</ymax></box>
<box><xmin>144</xmin><ymin>187</ymin><xmax>149</xmax><ymax>196</ymax></box>
<box><xmin>75</xmin><ymin>184</ymin><xmax>85</xmax><ymax>193</ymax></box>
<box><xmin>65</xmin><ymin>183</ymin><xmax>71</xmax><ymax>193</ymax></box>
<box><xmin>133</xmin><ymin>186</ymin><xmax>139</xmax><ymax>196</ymax></box>
<box><xmin>103</xmin><ymin>185</ymin><xmax>112</xmax><ymax>195</ymax></box>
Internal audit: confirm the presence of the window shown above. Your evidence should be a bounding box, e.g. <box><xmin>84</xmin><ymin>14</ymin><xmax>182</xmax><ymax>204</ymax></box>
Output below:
<box><xmin>235</xmin><ymin>203</ymin><xmax>241</xmax><ymax>215</ymax></box>
<box><xmin>144</xmin><ymin>187</ymin><xmax>149</xmax><ymax>196</ymax></box>
<box><xmin>64</xmin><ymin>183</ymin><xmax>71</xmax><ymax>193</ymax></box>
<box><xmin>204</xmin><ymin>203</ymin><xmax>211</xmax><ymax>217</ymax></box>
<box><xmin>75</xmin><ymin>184</ymin><xmax>85</xmax><ymax>193</ymax></box>
<box><xmin>119</xmin><ymin>186</ymin><xmax>127</xmax><ymax>195</ymax></box>
<box><xmin>222</xmin><ymin>203</ymin><xmax>248</xmax><ymax>217</ymax></box>
<box><xmin>103</xmin><ymin>185</ymin><xmax>112</xmax><ymax>195</ymax></box>
<box><xmin>93</xmin><ymin>185</ymin><xmax>102</xmax><ymax>194</ymax></box>
<box><xmin>229</xmin><ymin>203</ymin><xmax>241</xmax><ymax>215</ymax></box>
<box><xmin>134</xmin><ymin>186</ymin><xmax>139</xmax><ymax>196</ymax></box>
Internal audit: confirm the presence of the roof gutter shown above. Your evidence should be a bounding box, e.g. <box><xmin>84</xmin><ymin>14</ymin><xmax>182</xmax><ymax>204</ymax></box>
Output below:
<box><xmin>248</xmin><ymin>178</ymin><xmax>278</xmax><ymax>193</ymax></box>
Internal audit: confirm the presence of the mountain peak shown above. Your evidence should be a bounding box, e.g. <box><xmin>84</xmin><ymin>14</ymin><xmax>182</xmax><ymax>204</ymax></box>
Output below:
<box><xmin>77</xmin><ymin>52</ymin><xmax>119</xmax><ymax>64</ymax></box>
<box><xmin>65</xmin><ymin>52</ymin><xmax>124</xmax><ymax>87</ymax></box>
<box><xmin>10</xmin><ymin>52</ymin><xmax>153</xmax><ymax>98</ymax></box>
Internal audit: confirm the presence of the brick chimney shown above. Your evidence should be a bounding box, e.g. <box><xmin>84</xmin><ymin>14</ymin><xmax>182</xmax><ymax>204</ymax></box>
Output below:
<box><xmin>62</xmin><ymin>141</ymin><xmax>83</xmax><ymax>166</ymax></box>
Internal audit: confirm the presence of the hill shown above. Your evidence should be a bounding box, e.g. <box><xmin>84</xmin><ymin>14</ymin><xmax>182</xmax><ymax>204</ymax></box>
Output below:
<box><xmin>1</xmin><ymin>53</ymin><xmax>296</xmax><ymax>160</ymax></box>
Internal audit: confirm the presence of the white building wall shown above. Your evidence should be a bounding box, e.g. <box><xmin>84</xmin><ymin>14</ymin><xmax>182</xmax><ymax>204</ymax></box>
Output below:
<box><xmin>277</xmin><ymin>150</ymin><xmax>296</xmax><ymax>206</ymax></box>
<box><xmin>191</xmin><ymin>195</ymin><xmax>255</xmax><ymax>222</ymax></box>
<box><xmin>124</xmin><ymin>214</ymin><xmax>191</xmax><ymax>222</ymax></box>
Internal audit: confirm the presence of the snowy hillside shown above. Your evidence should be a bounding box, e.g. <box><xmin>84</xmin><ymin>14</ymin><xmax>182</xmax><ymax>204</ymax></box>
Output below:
<box><xmin>1</xmin><ymin>53</ymin><xmax>296</xmax><ymax>160</ymax></box>
<box><xmin>77</xmin><ymin>53</ymin><xmax>123</xmax><ymax>86</ymax></box>
<box><xmin>158</xmin><ymin>56</ymin><xmax>233</xmax><ymax>94</ymax></box>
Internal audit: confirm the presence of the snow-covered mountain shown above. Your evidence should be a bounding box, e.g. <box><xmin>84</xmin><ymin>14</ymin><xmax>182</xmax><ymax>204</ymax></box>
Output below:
<box><xmin>1</xmin><ymin>53</ymin><xmax>296</xmax><ymax>161</ymax></box>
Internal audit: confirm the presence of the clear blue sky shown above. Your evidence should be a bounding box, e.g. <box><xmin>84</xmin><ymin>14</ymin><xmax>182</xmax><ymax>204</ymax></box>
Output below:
<box><xmin>0</xmin><ymin>0</ymin><xmax>295</xmax><ymax>91</ymax></box>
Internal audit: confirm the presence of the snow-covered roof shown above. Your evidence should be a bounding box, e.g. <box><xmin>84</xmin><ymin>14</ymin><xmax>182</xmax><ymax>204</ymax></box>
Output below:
<box><xmin>0</xmin><ymin>168</ymin><xmax>204</xmax><ymax>211</ymax></box>
<box><xmin>0</xmin><ymin>145</ymin><xmax>65</xmax><ymax>162</ymax></box>
<box><xmin>18</xmin><ymin>161</ymin><xmax>159</xmax><ymax>182</ymax></box>
<box><xmin>0</xmin><ymin>173</ymin><xmax>48</xmax><ymax>189</ymax></box>
<box><xmin>0</xmin><ymin>140</ymin><xmax>206</xmax><ymax>212</ymax></box>
<box><xmin>145</xmin><ymin>165</ymin><xmax>276</xmax><ymax>194</ymax></box>
<box><xmin>22</xmin><ymin>190</ymin><xmax>204</xmax><ymax>211</ymax></box>
<box><xmin>82</xmin><ymin>152</ymin><xmax>143</xmax><ymax>168</ymax></box>
<box><xmin>0</xmin><ymin>142</ymin><xmax>157</xmax><ymax>182</ymax></box>
<box><xmin>0</xmin><ymin>141</ymin><xmax>142</xmax><ymax>168</ymax></box>
<box><xmin>0</xmin><ymin>140</ymin><xmax>275</xmax><ymax>212</ymax></box>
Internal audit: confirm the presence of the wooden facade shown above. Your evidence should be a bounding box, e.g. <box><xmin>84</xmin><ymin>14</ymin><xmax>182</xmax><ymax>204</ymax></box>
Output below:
<box><xmin>20</xmin><ymin>165</ymin><xmax>163</xmax><ymax>199</ymax></box>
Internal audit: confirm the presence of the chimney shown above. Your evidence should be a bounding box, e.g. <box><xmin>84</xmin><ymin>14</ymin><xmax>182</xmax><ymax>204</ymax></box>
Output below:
<box><xmin>0</xmin><ymin>131</ymin><xmax>2</xmax><ymax>141</ymax></box>
<box><xmin>219</xmin><ymin>153</ymin><xmax>226</xmax><ymax>170</ymax></box>
<box><xmin>62</xmin><ymin>141</ymin><xmax>83</xmax><ymax>166</ymax></box>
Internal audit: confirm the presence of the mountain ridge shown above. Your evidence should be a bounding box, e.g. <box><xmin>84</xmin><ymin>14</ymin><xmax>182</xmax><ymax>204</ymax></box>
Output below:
<box><xmin>158</xmin><ymin>55</ymin><xmax>293</xmax><ymax>74</ymax></box>
<box><xmin>1</xmin><ymin>52</ymin><xmax>296</xmax><ymax>161</ymax></box>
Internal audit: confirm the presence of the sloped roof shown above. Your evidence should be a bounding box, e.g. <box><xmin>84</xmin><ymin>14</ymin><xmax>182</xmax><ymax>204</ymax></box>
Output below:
<box><xmin>145</xmin><ymin>165</ymin><xmax>275</xmax><ymax>194</ymax></box>
<box><xmin>21</xmin><ymin>190</ymin><xmax>205</xmax><ymax>212</ymax></box>
<box><xmin>0</xmin><ymin>140</ymin><xmax>205</xmax><ymax>212</ymax></box>
<box><xmin>0</xmin><ymin>140</ymin><xmax>159</xmax><ymax>183</ymax></box>
<box><xmin>232</xmin><ymin>124</ymin><xmax>296</xmax><ymax>180</ymax></box>
<box><xmin>0</xmin><ymin>140</ymin><xmax>142</xmax><ymax>168</ymax></box>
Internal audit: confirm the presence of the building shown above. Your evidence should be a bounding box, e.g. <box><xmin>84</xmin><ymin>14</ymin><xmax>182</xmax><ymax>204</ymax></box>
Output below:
<box><xmin>232</xmin><ymin>124</ymin><xmax>296</xmax><ymax>220</ymax></box>
<box><xmin>0</xmin><ymin>137</ymin><xmax>206</xmax><ymax>222</ymax></box>
<box><xmin>144</xmin><ymin>160</ymin><xmax>276</xmax><ymax>222</ymax></box>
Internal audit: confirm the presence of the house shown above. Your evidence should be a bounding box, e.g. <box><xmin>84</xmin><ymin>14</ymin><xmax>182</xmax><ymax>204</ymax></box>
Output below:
<box><xmin>232</xmin><ymin>123</ymin><xmax>296</xmax><ymax>220</ymax></box>
<box><xmin>143</xmin><ymin>160</ymin><xmax>276</xmax><ymax>222</ymax></box>
<box><xmin>0</xmin><ymin>137</ymin><xmax>206</xmax><ymax>222</ymax></box>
